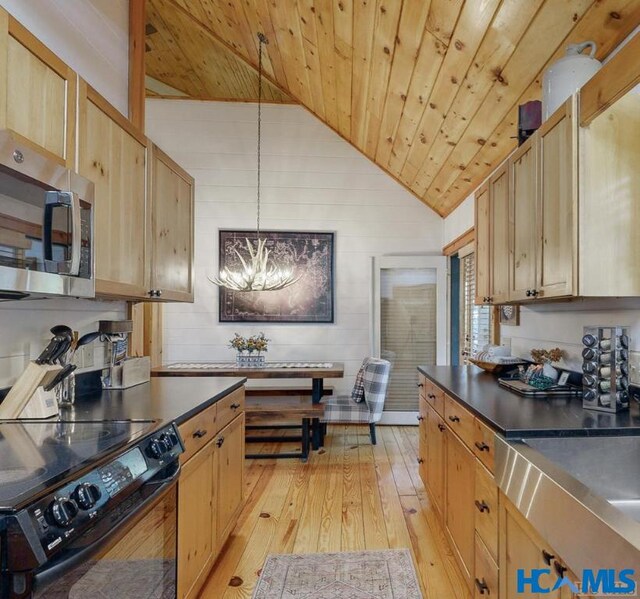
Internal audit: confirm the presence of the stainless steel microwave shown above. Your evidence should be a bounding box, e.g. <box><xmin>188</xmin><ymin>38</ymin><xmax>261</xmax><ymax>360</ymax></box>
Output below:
<box><xmin>0</xmin><ymin>130</ymin><xmax>94</xmax><ymax>299</ymax></box>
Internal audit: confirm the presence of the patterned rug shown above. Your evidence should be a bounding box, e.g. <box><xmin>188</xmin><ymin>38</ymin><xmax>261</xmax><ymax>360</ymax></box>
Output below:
<box><xmin>252</xmin><ymin>549</ymin><xmax>423</xmax><ymax>599</ymax></box>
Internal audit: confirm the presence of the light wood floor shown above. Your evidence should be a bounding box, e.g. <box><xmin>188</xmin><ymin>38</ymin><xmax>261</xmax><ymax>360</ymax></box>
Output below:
<box><xmin>200</xmin><ymin>425</ymin><xmax>471</xmax><ymax>598</ymax></box>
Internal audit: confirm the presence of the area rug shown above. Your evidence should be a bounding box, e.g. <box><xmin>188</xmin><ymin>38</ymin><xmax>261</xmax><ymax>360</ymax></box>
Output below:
<box><xmin>252</xmin><ymin>549</ymin><xmax>423</xmax><ymax>599</ymax></box>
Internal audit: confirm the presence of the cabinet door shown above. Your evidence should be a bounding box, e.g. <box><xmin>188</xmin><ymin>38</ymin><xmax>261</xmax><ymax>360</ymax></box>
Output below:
<box><xmin>0</xmin><ymin>10</ymin><xmax>76</xmax><ymax>166</ymax></box>
<box><xmin>148</xmin><ymin>144</ymin><xmax>194</xmax><ymax>302</ymax></box>
<box><xmin>77</xmin><ymin>81</ymin><xmax>149</xmax><ymax>298</ymax></box>
<box><xmin>426</xmin><ymin>403</ymin><xmax>446</xmax><ymax>516</ymax></box>
<box><xmin>538</xmin><ymin>99</ymin><xmax>576</xmax><ymax>299</ymax></box>
<box><xmin>489</xmin><ymin>163</ymin><xmax>510</xmax><ymax>304</ymax></box>
<box><xmin>418</xmin><ymin>397</ymin><xmax>428</xmax><ymax>482</ymax></box>
<box><xmin>509</xmin><ymin>138</ymin><xmax>538</xmax><ymax>302</ymax></box>
<box><xmin>178</xmin><ymin>443</ymin><xmax>215</xmax><ymax>599</ymax></box>
<box><xmin>445</xmin><ymin>428</ymin><xmax>476</xmax><ymax>586</ymax></box>
<box><xmin>216</xmin><ymin>414</ymin><xmax>245</xmax><ymax>548</ymax></box>
<box><xmin>474</xmin><ymin>182</ymin><xmax>491</xmax><ymax>305</ymax></box>
<box><xmin>499</xmin><ymin>495</ymin><xmax>568</xmax><ymax>599</ymax></box>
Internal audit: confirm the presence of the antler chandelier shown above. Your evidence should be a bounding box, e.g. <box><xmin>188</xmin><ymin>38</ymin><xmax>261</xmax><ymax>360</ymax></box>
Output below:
<box><xmin>210</xmin><ymin>33</ymin><xmax>300</xmax><ymax>292</ymax></box>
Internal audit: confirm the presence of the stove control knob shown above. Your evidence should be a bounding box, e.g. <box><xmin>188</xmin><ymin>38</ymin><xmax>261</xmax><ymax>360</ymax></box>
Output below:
<box><xmin>168</xmin><ymin>431</ymin><xmax>180</xmax><ymax>448</ymax></box>
<box><xmin>160</xmin><ymin>433</ymin><xmax>175</xmax><ymax>449</ymax></box>
<box><xmin>73</xmin><ymin>483</ymin><xmax>102</xmax><ymax>510</ymax></box>
<box><xmin>146</xmin><ymin>439</ymin><xmax>164</xmax><ymax>459</ymax></box>
<box><xmin>47</xmin><ymin>497</ymin><xmax>78</xmax><ymax>528</ymax></box>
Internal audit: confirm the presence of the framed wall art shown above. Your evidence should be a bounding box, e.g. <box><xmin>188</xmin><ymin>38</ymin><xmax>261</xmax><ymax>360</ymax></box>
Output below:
<box><xmin>218</xmin><ymin>230</ymin><xmax>335</xmax><ymax>323</ymax></box>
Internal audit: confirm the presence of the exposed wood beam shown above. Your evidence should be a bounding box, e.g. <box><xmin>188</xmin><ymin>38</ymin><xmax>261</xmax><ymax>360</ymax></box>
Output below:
<box><xmin>581</xmin><ymin>30</ymin><xmax>640</xmax><ymax>125</ymax></box>
<box><xmin>129</xmin><ymin>0</ymin><xmax>146</xmax><ymax>130</ymax></box>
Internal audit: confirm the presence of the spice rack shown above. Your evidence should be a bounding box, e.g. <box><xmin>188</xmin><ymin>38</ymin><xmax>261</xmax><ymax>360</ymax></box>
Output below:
<box><xmin>582</xmin><ymin>326</ymin><xmax>629</xmax><ymax>412</ymax></box>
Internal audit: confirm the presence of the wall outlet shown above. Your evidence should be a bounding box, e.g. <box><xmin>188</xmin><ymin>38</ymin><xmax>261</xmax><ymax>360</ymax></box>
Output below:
<box><xmin>81</xmin><ymin>343</ymin><xmax>95</xmax><ymax>369</ymax></box>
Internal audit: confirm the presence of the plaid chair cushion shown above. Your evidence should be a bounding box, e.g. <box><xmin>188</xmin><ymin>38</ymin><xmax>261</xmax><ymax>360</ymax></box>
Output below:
<box><xmin>351</xmin><ymin>358</ymin><xmax>369</xmax><ymax>403</ymax></box>
<box><xmin>321</xmin><ymin>395</ymin><xmax>370</xmax><ymax>423</ymax></box>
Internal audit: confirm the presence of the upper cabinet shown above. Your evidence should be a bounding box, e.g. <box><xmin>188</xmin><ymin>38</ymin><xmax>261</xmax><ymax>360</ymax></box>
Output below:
<box><xmin>474</xmin><ymin>183</ymin><xmax>490</xmax><ymax>305</ymax></box>
<box><xmin>148</xmin><ymin>145</ymin><xmax>194</xmax><ymax>302</ymax></box>
<box><xmin>77</xmin><ymin>80</ymin><xmax>149</xmax><ymax>299</ymax></box>
<box><xmin>0</xmin><ymin>9</ymin><xmax>76</xmax><ymax>166</ymax></box>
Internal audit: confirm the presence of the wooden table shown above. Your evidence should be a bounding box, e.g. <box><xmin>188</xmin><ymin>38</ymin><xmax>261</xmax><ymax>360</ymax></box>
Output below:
<box><xmin>152</xmin><ymin>362</ymin><xmax>345</xmax><ymax>449</ymax></box>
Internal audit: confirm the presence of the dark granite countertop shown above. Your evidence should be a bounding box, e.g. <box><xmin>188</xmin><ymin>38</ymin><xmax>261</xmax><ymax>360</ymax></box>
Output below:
<box><xmin>67</xmin><ymin>376</ymin><xmax>246</xmax><ymax>428</ymax></box>
<box><xmin>418</xmin><ymin>365</ymin><xmax>640</xmax><ymax>439</ymax></box>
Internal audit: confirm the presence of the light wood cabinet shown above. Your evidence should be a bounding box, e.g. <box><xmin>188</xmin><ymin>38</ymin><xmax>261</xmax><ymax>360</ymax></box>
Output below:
<box><xmin>445</xmin><ymin>428</ymin><xmax>476</xmax><ymax>586</ymax></box>
<box><xmin>0</xmin><ymin>9</ymin><xmax>76</xmax><ymax>166</ymax></box>
<box><xmin>148</xmin><ymin>144</ymin><xmax>195</xmax><ymax>302</ymax></box>
<box><xmin>538</xmin><ymin>100</ymin><xmax>577</xmax><ymax>299</ymax></box>
<box><xmin>77</xmin><ymin>80</ymin><xmax>149</xmax><ymax>298</ymax></box>
<box><xmin>425</xmin><ymin>403</ymin><xmax>446</xmax><ymax>517</ymax></box>
<box><xmin>489</xmin><ymin>163</ymin><xmax>510</xmax><ymax>304</ymax></box>
<box><xmin>509</xmin><ymin>137</ymin><xmax>538</xmax><ymax>302</ymax></box>
<box><xmin>178</xmin><ymin>440</ymin><xmax>216</xmax><ymax>599</ymax></box>
<box><xmin>418</xmin><ymin>396</ymin><xmax>428</xmax><ymax>482</ymax></box>
<box><xmin>216</xmin><ymin>413</ymin><xmax>245</xmax><ymax>549</ymax></box>
<box><xmin>475</xmin><ymin>182</ymin><xmax>491</xmax><ymax>305</ymax></box>
<box><xmin>499</xmin><ymin>493</ymin><xmax>575</xmax><ymax>599</ymax></box>
<box><xmin>177</xmin><ymin>391</ymin><xmax>245</xmax><ymax>598</ymax></box>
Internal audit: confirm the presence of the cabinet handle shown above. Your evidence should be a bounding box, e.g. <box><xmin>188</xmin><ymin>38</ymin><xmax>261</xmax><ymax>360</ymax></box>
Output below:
<box><xmin>417</xmin><ymin>415</ymin><xmax>425</xmax><ymax>422</ymax></box>
<box><xmin>531</xmin><ymin>289</ymin><xmax>539</xmax><ymax>297</ymax></box>
<box><xmin>428</xmin><ymin>393</ymin><xmax>435</xmax><ymax>399</ymax></box>
<box><xmin>230</xmin><ymin>402</ymin><xmax>241</xmax><ymax>410</ymax></box>
<box><xmin>541</xmin><ymin>549</ymin><xmax>555</xmax><ymax>565</ymax></box>
<box><xmin>474</xmin><ymin>578</ymin><xmax>490</xmax><ymax>595</ymax></box>
<box><xmin>148</xmin><ymin>289</ymin><xmax>156</xmax><ymax>297</ymax></box>
<box><xmin>438</xmin><ymin>423</ymin><xmax>446</xmax><ymax>432</ymax></box>
<box><xmin>216</xmin><ymin>436</ymin><xmax>225</xmax><ymax>448</ymax></box>
<box><xmin>525</xmin><ymin>289</ymin><xmax>532</xmax><ymax>297</ymax></box>
<box><xmin>417</xmin><ymin>382</ymin><xmax>424</xmax><ymax>388</ymax></box>
<box><xmin>448</xmin><ymin>415</ymin><xmax>460</xmax><ymax>423</ymax></box>
<box><xmin>417</xmin><ymin>458</ymin><xmax>424</xmax><ymax>464</ymax></box>
<box><xmin>554</xmin><ymin>561</ymin><xmax>567</xmax><ymax>578</ymax></box>
<box><xmin>475</xmin><ymin>441</ymin><xmax>490</xmax><ymax>452</ymax></box>
<box><xmin>475</xmin><ymin>500</ymin><xmax>490</xmax><ymax>513</ymax></box>
<box><xmin>193</xmin><ymin>429</ymin><xmax>207</xmax><ymax>439</ymax></box>
<box><xmin>155</xmin><ymin>289</ymin><xmax>163</xmax><ymax>297</ymax></box>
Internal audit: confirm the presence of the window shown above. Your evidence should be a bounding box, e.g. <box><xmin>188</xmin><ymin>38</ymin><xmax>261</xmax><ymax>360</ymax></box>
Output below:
<box><xmin>459</xmin><ymin>251</ymin><xmax>491</xmax><ymax>363</ymax></box>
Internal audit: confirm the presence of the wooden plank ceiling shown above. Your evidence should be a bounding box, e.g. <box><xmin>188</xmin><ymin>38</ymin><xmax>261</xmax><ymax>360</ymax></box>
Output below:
<box><xmin>146</xmin><ymin>0</ymin><xmax>640</xmax><ymax>216</ymax></box>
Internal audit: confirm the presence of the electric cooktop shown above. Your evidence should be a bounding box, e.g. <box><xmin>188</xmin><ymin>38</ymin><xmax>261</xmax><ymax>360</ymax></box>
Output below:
<box><xmin>0</xmin><ymin>419</ymin><xmax>157</xmax><ymax>511</ymax></box>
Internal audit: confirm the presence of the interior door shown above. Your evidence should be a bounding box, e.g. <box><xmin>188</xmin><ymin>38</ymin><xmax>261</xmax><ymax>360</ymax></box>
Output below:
<box><xmin>373</xmin><ymin>255</ymin><xmax>448</xmax><ymax>424</ymax></box>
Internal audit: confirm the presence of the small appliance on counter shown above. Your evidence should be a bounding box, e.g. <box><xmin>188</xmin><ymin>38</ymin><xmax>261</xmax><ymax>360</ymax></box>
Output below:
<box><xmin>99</xmin><ymin>320</ymin><xmax>150</xmax><ymax>389</ymax></box>
<box><xmin>582</xmin><ymin>325</ymin><xmax>629</xmax><ymax>413</ymax></box>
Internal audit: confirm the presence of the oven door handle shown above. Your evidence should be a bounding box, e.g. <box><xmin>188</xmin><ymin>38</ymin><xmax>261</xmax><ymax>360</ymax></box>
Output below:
<box><xmin>31</xmin><ymin>461</ymin><xmax>180</xmax><ymax>593</ymax></box>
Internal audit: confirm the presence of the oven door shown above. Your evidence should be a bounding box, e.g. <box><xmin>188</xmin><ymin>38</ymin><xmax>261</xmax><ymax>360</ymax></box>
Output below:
<box><xmin>29</xmin><ymin>466</ymin><xmax>178</xmax><ymax>599</ymax></box>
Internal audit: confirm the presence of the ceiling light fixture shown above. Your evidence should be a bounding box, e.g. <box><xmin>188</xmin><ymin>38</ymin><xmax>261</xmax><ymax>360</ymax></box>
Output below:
<box><xmin>210</xmin><ymin>33</ymin><xmax>300</xmax><ymax>292</ymax></box>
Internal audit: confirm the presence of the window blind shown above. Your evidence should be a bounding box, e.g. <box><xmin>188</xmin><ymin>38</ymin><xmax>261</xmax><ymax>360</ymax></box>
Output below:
<box><xmin>460</xmin><ymin>253</ymin><xmax>491</xmax><ymax>363</ymax></box>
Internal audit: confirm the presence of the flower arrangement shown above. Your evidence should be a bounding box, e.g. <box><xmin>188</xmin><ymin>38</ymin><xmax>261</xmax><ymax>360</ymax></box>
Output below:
<box><xmin>530</xmin><ymin>347</ymin><xmax>563</xmax><ymax>364</ymax></box>
<box><xmin>229</xmin><ymin>333</ymin><xmax>269</xmax><ymax>355</ymax></box>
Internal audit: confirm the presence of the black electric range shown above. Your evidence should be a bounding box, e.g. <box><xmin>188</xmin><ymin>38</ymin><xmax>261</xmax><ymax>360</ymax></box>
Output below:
<box><xmin>0</xmin><ymin>419</ymin><xmax>157</xmax><ymax>512</ymax></box>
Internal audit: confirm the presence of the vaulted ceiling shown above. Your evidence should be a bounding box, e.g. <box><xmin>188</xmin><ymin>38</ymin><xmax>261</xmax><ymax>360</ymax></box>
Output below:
<box><xmin>145</xmin><ymin>0</ymin><xmax>640</xmax><ymax>216</ymax></box>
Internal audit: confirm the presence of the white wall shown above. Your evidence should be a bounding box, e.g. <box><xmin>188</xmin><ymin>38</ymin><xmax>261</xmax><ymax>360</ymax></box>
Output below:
<box><xmin>0</xmin><ymin>1</ymin><xmax>129</xmax><ymax>388</ymax></box>
<box><xmin>443</xmin><ymin>194</ymin><xmax>474</xmax><ymax>247</ymax></box>
<box><xmin>0</xmin><ymin>0</ymin><xmax>129</xmax><ymax>115</ymax></box>
<box><xmin>146</xmin><ymin>100</ymin><xmax>444</xmax><ymax>393</ymax></box>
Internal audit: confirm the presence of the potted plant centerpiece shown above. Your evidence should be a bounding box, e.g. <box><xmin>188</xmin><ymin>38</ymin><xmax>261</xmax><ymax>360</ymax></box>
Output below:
<box><xmin>230</xmin><ymin>333</ymin><xmax>269</xmax><ymax>368</ymax></box>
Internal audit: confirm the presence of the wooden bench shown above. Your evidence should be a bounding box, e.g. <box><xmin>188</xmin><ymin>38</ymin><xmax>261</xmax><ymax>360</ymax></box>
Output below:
<box><xmin>245</xmin><ymin>396</ymin><xmax>325</xmax><ymax>462</ymax></box>
<box><xmin>245</xmin><ymin>386</ymin><xmax>334</xmax><ymax>397</ymax></box>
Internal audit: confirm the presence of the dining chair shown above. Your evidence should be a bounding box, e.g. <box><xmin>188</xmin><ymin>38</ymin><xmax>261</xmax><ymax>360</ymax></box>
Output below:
<box><xmin>321</xmin><ymin>358</ymin><xmax>391</xmax><ymax>444</ymax></box>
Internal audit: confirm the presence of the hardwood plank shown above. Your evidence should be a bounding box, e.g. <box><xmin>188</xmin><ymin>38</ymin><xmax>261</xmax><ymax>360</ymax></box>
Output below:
<box><xmin>333</xmin><ymin>0</ymin><xmax>353</xmax><ymax>138</ymax></box>
<box><xmin>357</xmin><ymin>443</ymin><xmax>390</xmax><ymax>550</ymax></box>
<box><xmin>380</xmin><ymin>425</ymin><xmax>416</xmax><ymax>497</ymax></box>
<box><xmin>340</xmin><ymin>435</ymin><xmax>365</xmax><ymax>551</ymax></box>
<box><xmin>128</xmin><ymin>0</ymin><xmax>146</xmax><ymax>130</ymax></box>
<box><xmin>317</xmin><ymin>428</ymin><xmax>345</xmax><ymax>552</ymax></box>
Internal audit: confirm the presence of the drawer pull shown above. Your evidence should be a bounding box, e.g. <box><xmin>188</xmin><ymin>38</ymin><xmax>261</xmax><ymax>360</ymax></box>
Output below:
<box><xmin>437</xmin><ymin>423</ymin><xmax>446</xmax><ymax>432</ymax></box>
<box><xmin>192</xmin><ymin>429</ymin><xmax>207</xmax><ymax>439</ymax></box>
<box><xmin>230</xmin><ymin>402</ymin><xmax>241</xmax><ymax>410</ymax></box>
<box><xmin>216</xmin><ymin>436</ymin><xmax>225</xmax><ymax>448</ymax></box>
<box><xmin>475</xmin><ymin>500</ymin><xmax>490</xmax><ymax>513</ymax></box>
<box><xmin>448</xmin><ymin>415</ymin><xmax>460</xmax><ymax>423</ymax></box>
<box><xmin>417</xmin><ymin>383</ymin><xmax>424</xmax><ymax>388</ymax></box>
<box><xmin>417</xmin><ymin>458</ymin><xmax>424</xmax><ymax>464</ymax></box>
<box><xmin>417</xmin><ymin>415</ymin><xmax>425</xmax><ymax>422</ymax></box>
<box><xmin>428</xmin><ymin>393</ymin><xmax>435</xmax><ymax>399</ymax></box>
<box><xmin>542</xmin><ymin>549</ymin><xmax>555</xmax><ymax>565</ymax></box>
<box><xmin>475</xmin><ymin>441</ymin><xmax>490</xmax><ymax>452</ymax></box>
<box><xmin>474</xmin><ymin>578</ymin><xmax>490</xmax><ymax>595</ymax></box>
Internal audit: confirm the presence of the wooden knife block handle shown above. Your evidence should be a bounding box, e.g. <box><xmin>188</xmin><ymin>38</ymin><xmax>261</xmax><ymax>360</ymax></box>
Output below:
<box><xmin>0</xmin><ymin>362</ymin><xmax>62</xmax><ymax>419</ymax></box>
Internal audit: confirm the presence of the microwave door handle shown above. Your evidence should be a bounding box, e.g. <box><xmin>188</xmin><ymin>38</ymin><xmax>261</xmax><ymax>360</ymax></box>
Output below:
<box><xmin>43</xmin><ymin>192</ymin><xmax>81</xmax><ymax>276</ymax></box>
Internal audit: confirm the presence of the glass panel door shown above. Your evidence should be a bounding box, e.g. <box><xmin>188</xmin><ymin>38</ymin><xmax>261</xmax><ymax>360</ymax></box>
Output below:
<box><xmin>373</xmin><ymin>256</ymin><xmax>448</xmax><ymax>422</ymax></box>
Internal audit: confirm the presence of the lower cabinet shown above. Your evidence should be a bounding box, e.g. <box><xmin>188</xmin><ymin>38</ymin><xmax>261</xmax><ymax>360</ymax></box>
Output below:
<box><xmin>445</xmin><ymin>429</ymin><xmax>476</xmax><ymax>585</ymax></box>
<box><xmin>177</xmin><ymin>398</ymin><xmax>245</xmax><ymax>599</ymax></box>
<box><xmin>425</xmin><ymin>403</ymin><xmax>446</xmax><ymax>516</ymax></box>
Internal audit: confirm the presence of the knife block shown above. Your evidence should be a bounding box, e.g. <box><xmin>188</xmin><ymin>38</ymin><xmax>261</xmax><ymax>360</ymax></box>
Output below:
<box><xmin>0</xmin><ymin>362</ymin><xmax>62</xmax><ymax>419</ymax></box>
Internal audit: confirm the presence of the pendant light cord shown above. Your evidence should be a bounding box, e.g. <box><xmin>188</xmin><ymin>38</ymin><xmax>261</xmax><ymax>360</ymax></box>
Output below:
<box><xmin>256</xmin><ymin>33</ymin><xmax>267</xmax><ymax>238</ymax></box>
